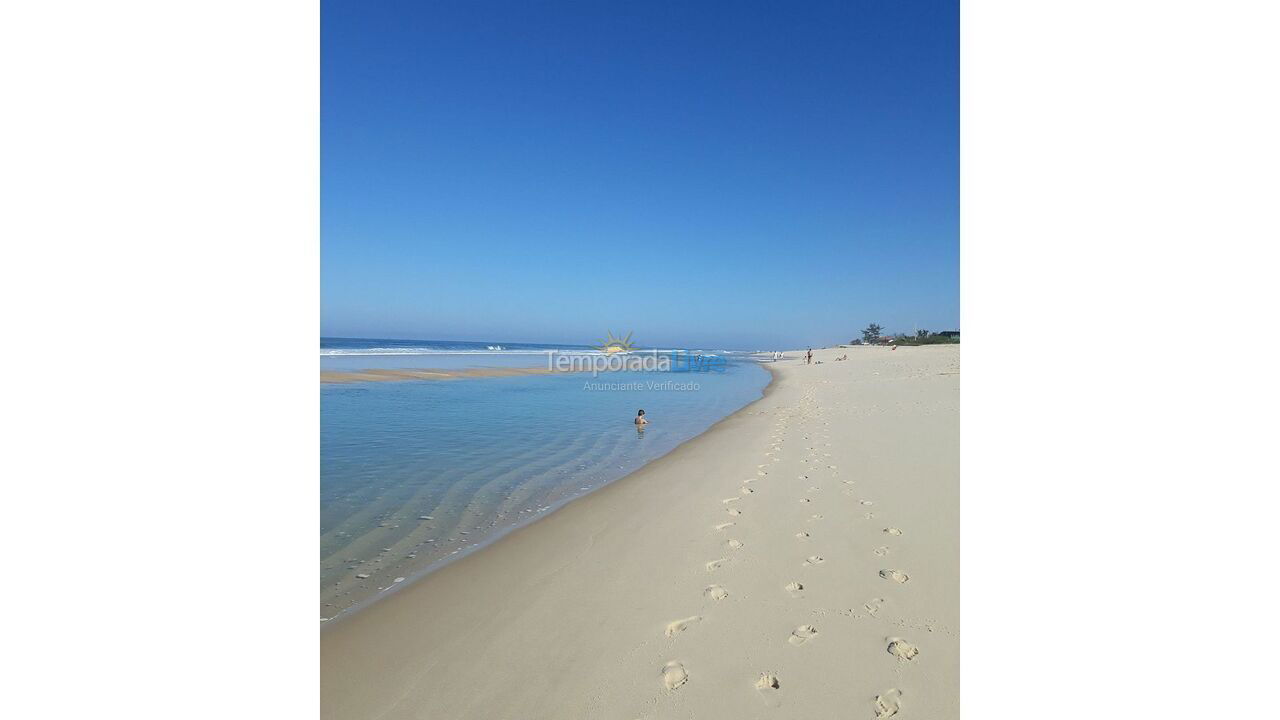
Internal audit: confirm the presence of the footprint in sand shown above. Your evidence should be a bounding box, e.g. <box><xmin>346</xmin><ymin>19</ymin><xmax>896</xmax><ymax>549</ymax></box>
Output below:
<box><xmin>873</xmin><ymin>546</ymin><xmax>889</xmax><ymax>556</ymax></box>
<box><xmin>662</xmin><ymin>661</ymin><xmax>689</xmax><ymax>689</ymax></box>
<box><xmin>864</xmin><ymin>512</ymin><xmax>876</xmax><ymax>519</ymax></box>
<box><xmin>705</xmin><ymin>558</ymin><xmax>727</xmax><ymax>571</ymax></box>
<box><xmin>784</xmin><ymin>581</ymin><xmax>804</xmax><ymax>596</ymax></box>
<box><xmin>860</xmin><ymin>500</ymin><xmax>874</xmax><ymax>506</ymax></box>
<box><xmin>755</xmin><ymin>674</ymin><xmax>780</xmax><ymax>690</ymax></box>
<box><xmin>886</xmin><ymin>638</ymin><xmax>919</xmax><ymax>660</ymax></box>
<box><xmin>795</xmin><ymin>532</ymin><xmax>810</xmax><ymax>540</ymax></box>
<box><xmin>804</xmin><ymin>555</ymin><xmax>825</xmax><ymax>566</ymax></box>
<box><xmin>741</xmin><ymin>487</ymin><xmax>755</xmax><ymax>494</ymax></box>
<box><xmin>788</xmin><ymin>625</ymin><xmax>818</xmax><ymax>646</ymax></box>
<box><xmin>800</xmin><ymin>498</ymin><xmax>811</xmax><ymax>504</ymax></box>
<box><xmin>722</xmin><ymin>497</ymin><xmax>740</xmax><ymax>504</ymax></box>
<box><xmin>727</xmin><ymin>508</ymin><xmax>742</xmax><ymax>516</ymax></box>
<box><xmin>874</xmin><ymin>688</ymin><xmax>902</xmax><ymax>718</ymax></box>
<box><xmin>664</xmin><ymin>616</ymin><xmax>701</xmax><ymax>638</ymax></box>
<box><xmin>754</xmin><ymin>673</ymin><xmax>783</xmax><ymax>708</ymax></box>
<box><xmin>704</xmin><ymin>584</ymin><xmax>730</xmax><ymax>600</ymax></box>
<box><xmin>728</xmin><ymin>539</ymin><xmax>744</xmax><ymax>550</ymax></box>
<box><xmin>884</xmin><ymin>527</ymin><xmax>903</xmax><ymax>536</ymax></box>
<box><xmin>865</xmin><ymin>598</ymin><xmax>885</xmax><ymax>616</ymax></box>
<box><xmin>715</xmin><ymin>522</ymin><xmax>736</xmax><ymax>531</ymax></box>
<box><xmin>879</xmin><ymin>569</ymin><xmax>910</xmax><ymax>583</ymax></box>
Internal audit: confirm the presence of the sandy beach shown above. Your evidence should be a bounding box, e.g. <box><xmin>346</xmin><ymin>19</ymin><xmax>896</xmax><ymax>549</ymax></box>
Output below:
<box><xmin>321</xmin><ymin>345</ymin><xmax>959</xmax><ymax>719</ymax></box>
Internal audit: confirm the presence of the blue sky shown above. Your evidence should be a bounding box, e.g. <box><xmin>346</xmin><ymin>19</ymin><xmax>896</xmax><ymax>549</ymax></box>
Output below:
<box><xmin>322</xmin><ymin>0</ymin><xmax>957</xmax><ymax>349</ymax></box>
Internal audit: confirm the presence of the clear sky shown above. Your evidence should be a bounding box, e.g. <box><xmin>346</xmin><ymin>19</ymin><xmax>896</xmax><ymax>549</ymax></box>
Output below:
<box><xmin>322</xmin><ymin>0</ymin><xmax>958</xmax><ymax>349</ymax></box>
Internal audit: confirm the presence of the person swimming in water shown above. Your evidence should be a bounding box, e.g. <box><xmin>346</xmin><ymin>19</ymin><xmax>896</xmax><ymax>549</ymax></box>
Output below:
<box><xmin>635</xmin><ymin>409</ymin><xmax>648</xmax><ymax>426</ymax></box>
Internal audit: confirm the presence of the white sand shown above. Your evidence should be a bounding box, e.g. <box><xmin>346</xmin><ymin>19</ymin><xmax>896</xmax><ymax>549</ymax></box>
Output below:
<box><xmin>321</xmin><ymin>345</ymin><xmax>959</xmax><ymax>719</ymax></box>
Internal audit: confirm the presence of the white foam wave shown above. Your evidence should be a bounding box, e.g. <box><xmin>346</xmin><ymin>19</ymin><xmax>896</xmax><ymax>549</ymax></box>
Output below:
<box><xmin>320</xmin><ymin>347</ymin><xmax>728</xmax><ymax>357</ymax></box>
<box><xmin>321</xmin><ymin>348</ymin><xmax>604</xmax><ymax>356</ymax></box>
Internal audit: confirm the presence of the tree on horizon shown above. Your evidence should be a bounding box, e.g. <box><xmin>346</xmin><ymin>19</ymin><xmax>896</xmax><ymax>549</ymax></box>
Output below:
<box><xmin>862</xmin><ymin>323</ymin><xmax>883</xmax><ymax>344</ymax></box>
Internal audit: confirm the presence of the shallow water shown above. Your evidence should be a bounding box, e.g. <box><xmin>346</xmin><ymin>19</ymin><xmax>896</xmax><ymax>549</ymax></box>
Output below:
<box><xmin>320</xmin><ymin>341</ymin><xmax>770</xmax><ymax>620</ymax></box>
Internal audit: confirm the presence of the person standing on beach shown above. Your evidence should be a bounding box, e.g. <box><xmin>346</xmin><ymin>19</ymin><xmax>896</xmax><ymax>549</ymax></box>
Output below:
<box><xmin>806</xmin><ymin>348</ymin><xmax>813</xmax><ymax>364</ymax></box>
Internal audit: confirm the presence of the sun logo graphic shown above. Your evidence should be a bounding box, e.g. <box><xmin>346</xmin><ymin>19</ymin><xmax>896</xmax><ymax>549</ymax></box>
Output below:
<box><xmin>595</xmin><ymin>330</ymin><xmax>636</xmax><ymax>354</ymax></box>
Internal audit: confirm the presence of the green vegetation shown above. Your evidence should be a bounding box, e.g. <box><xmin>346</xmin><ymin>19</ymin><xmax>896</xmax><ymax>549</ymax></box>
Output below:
<box><xmin>852</xmin><ymin>325</ymin><xmax>959</xmax><ymax>345</ymax></box>
<box><xmin>892</xmin><ymin>330</ymin><xmax>960</xmax><ymax>346</ymax></box>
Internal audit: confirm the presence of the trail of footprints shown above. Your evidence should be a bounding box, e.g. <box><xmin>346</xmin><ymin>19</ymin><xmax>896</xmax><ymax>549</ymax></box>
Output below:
<box><xmin>657</xmin><ymin>389</ymin><xmax>917</xmax><ymax>716</ymax></box>
<box><xmin>666</xmin><ymin>616</ymin><xmax>701</xmax><ymax>637</ymax></box>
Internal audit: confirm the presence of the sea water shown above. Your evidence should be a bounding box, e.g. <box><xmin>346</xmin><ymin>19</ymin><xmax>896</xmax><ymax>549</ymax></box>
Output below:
<box><xmin>320</xmin><ymin>338</ymin><xmax>771</xmax><ymax>619</ymax></box>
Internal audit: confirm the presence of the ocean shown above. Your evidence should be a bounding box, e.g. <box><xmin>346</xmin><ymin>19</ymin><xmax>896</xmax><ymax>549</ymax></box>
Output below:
<box><xmin>320</xmin><ymin>337</ymin><xmax>772</xmax><ymax>620</ymax></box>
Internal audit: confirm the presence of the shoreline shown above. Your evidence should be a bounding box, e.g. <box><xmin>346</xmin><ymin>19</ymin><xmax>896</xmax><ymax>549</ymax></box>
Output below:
<box><xmin>325</xmin><ymin>361</ymin><xmax>773</xmax><ymax>620</ymax></box>
<box><xmin>322</xmin><ymin>345</ymin><xmax>959</xmax><ymax>719</ymax></box>
<box><xmin>321</xmin><ymin>365</ymin><xmax>777</xmax><ymax>622</ymax></box>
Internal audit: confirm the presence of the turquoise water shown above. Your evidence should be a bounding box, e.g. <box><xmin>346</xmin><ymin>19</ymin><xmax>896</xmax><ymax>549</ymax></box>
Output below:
<box><xmin>320</xmin><ymin>340</ymin><xmax>770</xmax><ymax>619</ymax></box>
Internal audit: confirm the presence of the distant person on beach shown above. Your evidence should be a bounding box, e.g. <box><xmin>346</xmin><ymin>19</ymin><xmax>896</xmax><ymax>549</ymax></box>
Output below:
<box><xmin>806</xmin><ymin>348</ymin><xmax>813</xmax><ymax>364</ymax></box>
<box><xmin>635</xmin><ymin>409</ymin><xmax>648</xmax><ymax>426</ymax></box>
